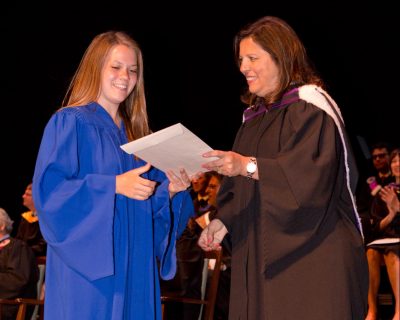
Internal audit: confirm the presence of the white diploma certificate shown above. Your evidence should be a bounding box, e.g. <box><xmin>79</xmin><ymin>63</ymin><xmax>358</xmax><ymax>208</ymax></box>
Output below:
<box><xmin>120</xmin><ymin>123</ymin><xmax>216</xmax><ymax>176</ymax></box>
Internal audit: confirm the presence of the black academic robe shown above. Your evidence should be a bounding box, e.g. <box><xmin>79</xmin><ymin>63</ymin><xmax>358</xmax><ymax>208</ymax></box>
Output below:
<box><xmin>0</xmin><ymin>238</ymin><xmax>39</xmax><ymax>320</ymax></box>
<box><xmin>16</xmin><ymin>214</ymin><xmax>47</xmax><ymax>256</ymax></box>
<box><xmin>217</xmin><ymin>85</ymin><xmax>368</xmax><ymax>320</ymax></box>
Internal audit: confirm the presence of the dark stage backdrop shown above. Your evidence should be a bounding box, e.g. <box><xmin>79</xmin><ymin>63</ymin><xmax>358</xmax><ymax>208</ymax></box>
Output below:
<box><xmin>1</xmin><ymin>2</ymin><xmax>398</xmax><ymax>227</ymax></box>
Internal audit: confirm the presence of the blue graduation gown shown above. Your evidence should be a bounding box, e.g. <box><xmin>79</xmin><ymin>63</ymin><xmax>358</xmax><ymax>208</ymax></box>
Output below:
<box><xmin>32</xmin><ymin>102</ymin><xmax>193</xmax><ymax>320</ymax></box>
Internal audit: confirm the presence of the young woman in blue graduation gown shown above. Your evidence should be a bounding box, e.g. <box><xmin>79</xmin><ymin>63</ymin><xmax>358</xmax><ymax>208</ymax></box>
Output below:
<box><xmin>32</xmin><ymin>31</ymin><xmax>194</xmax><ymax>320</ymax></box>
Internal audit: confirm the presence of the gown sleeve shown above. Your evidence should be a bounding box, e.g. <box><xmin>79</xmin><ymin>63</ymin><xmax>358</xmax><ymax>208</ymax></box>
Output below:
<box><xmin>32</xmin><ymin>110</ymin><xmax>116</xmax><ymax>281</ymax></box>
<box><xmin>150</xmin><ymin>171</ymin><xmax>194</xmax><ymax>280</ymax></box>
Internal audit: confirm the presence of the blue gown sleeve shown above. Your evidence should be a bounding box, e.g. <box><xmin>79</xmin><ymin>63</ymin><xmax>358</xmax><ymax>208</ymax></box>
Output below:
<box><xmin>32</xmin><ymin>110</ymin><xmax>115</xmax><ymax>281</ymax></box>
<box><xmin>150</xmin><ymin>171</ymin><xmax>194</xmax><ymax>280</ymax></box>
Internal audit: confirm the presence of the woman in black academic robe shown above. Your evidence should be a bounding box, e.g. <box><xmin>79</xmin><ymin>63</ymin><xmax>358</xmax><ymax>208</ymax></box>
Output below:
<box><xmin>198</xmin><ymin>16</ymin><xmax>368</xmax><ymax>320</ymax></box>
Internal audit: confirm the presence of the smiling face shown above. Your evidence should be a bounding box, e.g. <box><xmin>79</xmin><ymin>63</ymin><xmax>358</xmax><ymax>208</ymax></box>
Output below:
<box><xmin>97</xmin><ymin>44</ymin><xmax>138</xmax><ymax>112</ymax></box>
<box><xmin>391</xmin><ymin>154</ymin><xmax>400</xmax><ymax>180</ymax></box>
<box><xmin>239</xmin><ymin>37</ymin><xmax>280</xmax><ymax>98</ymax></box>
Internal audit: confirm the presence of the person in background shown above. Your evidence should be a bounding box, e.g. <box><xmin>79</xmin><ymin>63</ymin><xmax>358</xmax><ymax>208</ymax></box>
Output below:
<box><xmin>204</xmin><ymin>172</ymin><xmax>222</xmax><ymax>211</ymax></box>
<box><xmin>195</xmin><ymin>171</ymin><xmax>223</xmax><ymax>226</ymax></box>
<box><xmin>197</xmin><ymin>171</ymin><xmax>231</xmax><ymax>320</ymax></box>
<box><xmin>190</xmin><ymin>172</ymin><xmax>212</xmax><ymax>213</ymax></box>
<box><xmin>161</xmin><ymin>172</ymin><xmax>228</xmax><ymax>320</ymax></box>
<box><xmin>32</xmin><ymin>31</ymin><xmax>193</xmax><ymax>320</ymax></box>
<box><xmin>370</xmin><ymin>143</ymin><xmax>393</xmax><ymax>185</ymax></box>
<box><xmin>198</xmin><ymin>16</ymin><xmax>368</xmax><ymax>319</ymax></box>
<box><xmin>15</xmin><ymin>182</ymin><xmax>47</xmax><ymax>257</ymax></box>
<box><xmin>0</xmin><ymin>207</ymin><xmax>39</xmax><ymax>320</ymax></box>
<box><xmin>161</xmin><ymin>173</ymin><xmax>212</xmax><ymax>320</ymax></box>
<box><xmin>365</xmin><ymin>148</ymin><xmax>400</xmax><ymax>320</ymax></box>
<box><xmin>357</xmin><ymin>142</ymin><xmax>394</xmax><ymax>244</ymax></box>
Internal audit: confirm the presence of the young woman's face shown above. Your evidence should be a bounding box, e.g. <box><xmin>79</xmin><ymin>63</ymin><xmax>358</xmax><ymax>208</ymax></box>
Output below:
<box><xmin>239</xmin><ymin>37</ymin><xmax>279</xmax><ymax>98</ymax></box>
<box><xmin>98</xmin><ymin>44</ymin><xmax>138</xmax><ymax>110</ymax></box>
<box><xmin>391</xmin><ymin>155</ymin><xmax>400</xmax><ymax>178</ymax></box>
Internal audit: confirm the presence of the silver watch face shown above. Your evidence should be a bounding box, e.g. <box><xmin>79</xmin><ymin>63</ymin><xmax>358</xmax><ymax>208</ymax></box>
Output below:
<box><xmin>246</xmin><ymin>161</ymin><xmax>257</xmax><ymax>173</ymax></box>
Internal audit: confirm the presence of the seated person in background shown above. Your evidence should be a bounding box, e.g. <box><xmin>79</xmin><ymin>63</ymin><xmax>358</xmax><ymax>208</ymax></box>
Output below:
<box><xmin>190</xmin><ymin>172</ymin><xmax>212</xmax><ymax>213</ymax></box>
<box><xmin>365</xmin><ymin>148</ymin><xmax>400</xmax><ymax>320</ymax></box>
<box><xmin>0</xmin><ymin>207</ymin><xmax>39</xmax><ymax>320</ymax></box>
<box><xmin>15</xmin><ymin>183</ymin><xmax>47</xmax><ymax>257</ymax></box>
<box><xmin>161</xmin><ymin>173</ymin><xmax>211</xmax><ymax>320</ymax></box>
<box><xmin>161</xmin><ymin>172</ymin><xmax>230</xmax><ymax>320</ymax></box>
<box><xmin>357</xmin><ymin>142</ymin><xmax>394</xmax><ymax>244</ymax></box>
<box><xmin>195</xmin><ymin>172</ymin><xmax>222</xmax><ymax>226</ymax></box>
<box><xmin>196</xmin><ymin>171</ymin><xmax>231</xmax><ymax>320</ymax></box>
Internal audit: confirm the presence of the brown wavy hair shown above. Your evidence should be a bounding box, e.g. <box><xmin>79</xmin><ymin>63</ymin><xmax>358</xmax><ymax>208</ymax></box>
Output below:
<box><xmin>234</xmin><ymin>16</ymin><xmax>324</xmax><ymax>106</ymax></box>
<box><xmin>62</xmin><ymin>31</ymin><xmax>150</xmax><ymax>141</ymax></box>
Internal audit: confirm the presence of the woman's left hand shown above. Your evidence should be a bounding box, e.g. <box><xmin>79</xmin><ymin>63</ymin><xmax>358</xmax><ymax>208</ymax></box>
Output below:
<box><xmin>166</xmin><ymin>168</ymin><xmax>191</xmax><ymax>198</ymax></box>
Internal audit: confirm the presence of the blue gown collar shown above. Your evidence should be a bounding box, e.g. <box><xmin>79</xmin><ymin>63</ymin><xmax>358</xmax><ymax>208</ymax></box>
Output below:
<box><xmin>88</xmin><ymin>102</ymin><xmax>124</xmax><ymax>131</ymax></box>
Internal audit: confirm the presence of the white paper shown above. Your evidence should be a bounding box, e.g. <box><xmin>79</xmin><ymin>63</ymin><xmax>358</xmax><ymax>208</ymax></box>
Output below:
<box><xmin>367</xmin><ymin>238</ymin><xmax>400</xmax><ymax>246</ymax></box>
<box><xmin>120</xmin><ymin>123</ymin><xmax>216</xmax><ymax>176</ymax></box>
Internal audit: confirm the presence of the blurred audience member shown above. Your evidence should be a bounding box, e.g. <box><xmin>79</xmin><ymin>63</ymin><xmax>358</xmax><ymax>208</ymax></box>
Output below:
<box><xmin>365</xmin><ymin>149</ymin><xmax>400</xmax><ymax>320</ymax></box>
<box><xmin>191</xmin><ymin>172</ymin><xmax>212</xmax><ymax>213</ymax></box>
<box><xmin>357</xmin><ymin>142</ymin><xmax>394</xmax><ymax>243</ymax></box>
<box><xmin>0</xmin><ymin>207</ymin><xmax>39</xmax><ymax>320</ymax></box>
<box><xmin>161</xmin><ymin>172</ymin><xmax>212</xmax><ymax>319</ymax></box>
<box><xmin>15</xmin><ymin>183</ymin><xmax>47</xmax><ymax>257</ymax></box>
<box><xmin>196</xmin><ymin>171</ymin><xmax>231</xmax><ymax>320</ymax></box>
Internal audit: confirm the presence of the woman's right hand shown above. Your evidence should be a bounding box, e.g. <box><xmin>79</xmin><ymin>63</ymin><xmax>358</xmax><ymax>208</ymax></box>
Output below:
<box><xmin>198</xmin><ymin>219</ymin><xmax>228</xmax><ymax>251</ymax></box>
<box><xmin>116</xmin><ymin>163</ymin><xmax>156</xmax><ymax>200</ymax></box>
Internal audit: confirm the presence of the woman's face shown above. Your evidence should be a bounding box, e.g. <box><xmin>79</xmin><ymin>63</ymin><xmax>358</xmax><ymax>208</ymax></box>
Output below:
<box><xmin>98</xmin><ymin>44</ymin><xmax>138</xmax><ymax>111</ymax></box>
<box><xmin>239</xmin><ymin>37</ymin><xmax>279</xmax><ymax>97</ymax></box>
<box><xmin>191</xmin><ymin>173</ymin><xmax>208</xmax><ymax>194</ymax></box>
<box><xmin>391</xmin><ymin>154</ymin><xmax>400</xmax><ymax>178</ymax></box>
<box><xmin>205</xmin><ymin>176</ymin><xmax>221</xmax><ymax>207</ymax></box>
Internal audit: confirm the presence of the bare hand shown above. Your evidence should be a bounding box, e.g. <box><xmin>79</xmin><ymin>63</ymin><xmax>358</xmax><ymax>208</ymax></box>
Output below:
<box><xmin>166</xmin><ymin>168</ymin><xmax>191</xmax><ymax>198</ymax></box>
<box><xmin>116</xmin><ymin>163</ymin><xmax>156</xmax><ymax>200</ymax></box>
<box><xmin>380</xmin><ymin>186</ymin><xmax>400</xmax><ymax>214</ymax></box>
<box><xmin>202</xmin><ymin>150</ymin><xmax>247</xmax><ymax>177</ymax></box>
<box><xmin>198</xmin><ymin>219</ymin><xmax>228</xmax><ymax>251</ymax></box>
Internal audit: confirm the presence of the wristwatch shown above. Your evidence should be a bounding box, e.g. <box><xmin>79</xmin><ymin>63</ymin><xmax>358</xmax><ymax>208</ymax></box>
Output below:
<box><xmin>246</xmin><ymin>157</ymin><xmax>257</xmax><ymax>179</ymax></box>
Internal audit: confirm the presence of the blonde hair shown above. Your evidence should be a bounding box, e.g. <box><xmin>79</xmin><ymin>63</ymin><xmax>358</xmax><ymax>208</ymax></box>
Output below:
<box><xmin>62</xmin><ymin>31</ymin><xmax>150</xmax><ymax>141</ymax></box>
